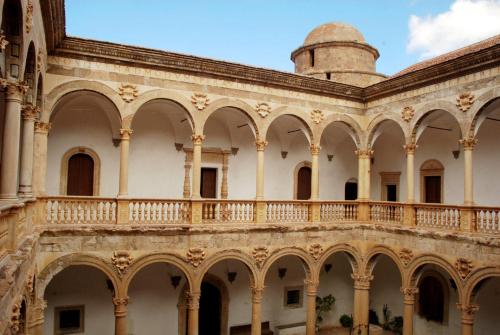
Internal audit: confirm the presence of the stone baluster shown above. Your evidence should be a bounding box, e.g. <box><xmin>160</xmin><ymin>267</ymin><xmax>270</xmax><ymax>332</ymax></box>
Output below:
<box><xmin>401</xmin><ymin>286</ymin><xmax>418</xmax><ymax>335</ymax></box>
<box><xmin>457</xmin><ymin>303</ymin><xmax>479</xmax><ymax>335</ymax></box>
<box><xmin>187</xmin><ymin>291</ymin><xmax>201</xmax><ymax>335</ymax></box>
<box><xmin>32</xmin><ymin>121</ymin><xmax>51</xmax><ymax>196</ymax></box>
<box><xmin>251</xmin><ymin>285</ymin><xmax>264</xmax><ymax>335</ymax></box>
<box><xmin>18</xmin><ymin>104</ymin><xmax>39</xmax><ymax>197</ymax></box>
<box><xmin>352</xmin><ymin>271</ymin><xmax>373</xmax><ymax>335</ymax></box>
<box><xmin>305</xmin><ymin>279</ymin><xmax>319</xmax><ymax>335</ymax></box>
<box><xmin>113</xmin><ymin>297</ymin><xmax>129</xmax><ymax>335</ymax></box>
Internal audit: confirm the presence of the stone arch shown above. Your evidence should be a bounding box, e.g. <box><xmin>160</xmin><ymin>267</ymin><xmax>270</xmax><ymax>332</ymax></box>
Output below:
<box><xmin>1</xmin><ymin>0</ymin><xmax>24</xmax><ymax>79</ymax></box>
<box><xmin>365</xmin><ymin>114</ymin><xmax>407</xmax><ymax>148</ymax></box>
<box><xmin>43</xmin><ymin>80</ymin><xmax>125</xmax><ymax>123</ymax></box>
<box><xmin>317</xmin><ymin>243</ymin><xmax>362</xmax><ymax>275</ymax></box>
<box><xmin>127</xmin><ymin>89</ymin><xmax>197</xmax><ymax>132</ymax></box>
<box><xmin>60</xmin><ymin>146</ymin><xmax>101</xmax><ymax>196</ymax></box>
<box><xmin>416</xmin><ymin>269</ymin><xmax>452</xmax><ymax>324</ymax></box>
<box><xmin>21</xmin><ymin>40</ymin><xmax>36</xmax><ymax>104</ymax></box>
<box><xmin>195</xmin><ymin>249</ymin><xmax>259</xmax><ymax>289</ymax></box>
<box><xmin>364</xmin><ymin>245</ymin><xmax>405</xmax><ymax>283</ymax></box>
<box><xmin>318</xmin><ymin>113</ymin><xmax>364</xmax><ymax>147</ymax></box>
<box><xmin>35</xmin><ymin>72</ymin><xmax>43</xmax><ymax>108</ymax></box>
<box><xmin>263</xmin><ymin>106</ymin><xmax>314</xmax><ymax>144</ymax></box>
<box><xmin>261</xmin><ymin>247</ymin><xmax>315</xmax><ymax>285</ymax></box>
<box><xmin>463</xmin><ymin>266</ymin><xmax>500</xmax><ymax>305</ymax></box>
<box><xmin>409</xmin><ymin>101</ymin><xmax>464</xmax><ymax>143</ymax></box>
<box><xmin>468</xmin><ymin>87</ymin><xmax>500</xmax><ymax>136</ymax></box>
<box><xmin>123</xmin><ymin>252</ymin><xmax>194</xmax><ymax>296</ymax></box>
<box><xmin>293</xmin><ymin>161</ymin><xmax>312</xmax><ymax>200</ymax></box>
<box><xmin>201</xmin><ymin>98</ymin><xmax>260</xmax><ymax>139</ymax></box>
<box><xmin>36</xmin><ymin>253</ymin><xmax>122</xmax><ymax>300</ymax></box>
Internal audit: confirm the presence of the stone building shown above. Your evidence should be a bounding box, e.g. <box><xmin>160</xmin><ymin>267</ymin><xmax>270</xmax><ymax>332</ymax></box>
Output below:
<box><xmin>0</xmin><ymin>1</ymin><xmax>500</xmax><ymax>335</ymax></box>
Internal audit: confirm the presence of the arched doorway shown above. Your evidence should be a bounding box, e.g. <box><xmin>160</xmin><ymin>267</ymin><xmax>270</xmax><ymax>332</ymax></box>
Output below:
<box><xmin>420</xmin><ymin>159</ymin><xmax>444</xmax><ymax>203</ymax></box>
<box><xmin>295</xmin><ymin>162</ymin><xmax>311</xmax><ymax>200</ymax></box>
<box><xmin>199</xmin><ymin>281</ymin><xmax>222</xmax><ymax>335</ymax></box>
<box><xmin>67</xmin><ymin>153</ymin><xmax>94</xmax><ymax>196</ymax></box>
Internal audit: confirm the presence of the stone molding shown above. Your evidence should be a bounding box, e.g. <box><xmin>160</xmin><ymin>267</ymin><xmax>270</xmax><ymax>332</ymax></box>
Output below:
<box><xmin>255</xmin><ymin>140</ymin><xmax>268</xmax><ymax>152</ymax></box>
<box><xmin>191</xmin><ymin>134</ymin><xmax>205</xmax><ymax>145</ymax></box>
<box><xmin>34</xmin><ymin>122</ymin><xmax>51</xmax><ymax>134</ymax></box>
<box><xmin>21</xmin><ymin>104</ymin><xmax>40</xmax><ymax>120</ymax></box>
<box><xmin>307</xmin><ymin>243</ymin><xmax>323</xmax><ymax>260</ymax></box>
<box><xmin>455</xmin><ymin>258</ymin><xmax>474</xmax><ymax>279</ymax></box>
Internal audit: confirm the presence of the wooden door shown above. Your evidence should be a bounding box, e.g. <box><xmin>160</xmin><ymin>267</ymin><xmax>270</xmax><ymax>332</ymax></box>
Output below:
<box><xmin>201</xmin><ymin>168</ymin><xmax>217</xmax><ymax>199</ymax></box>
<box><xmin>67</xmin><ymin>153</ymin><xmax>94</xmax><ymax>196</ymax></box>
<box><xmin>297</xmin><ymin>166</ymin><xmax>311</xmax><ymax>200</ymax></box>
<box><xmin>425</xmin><ymin>176</ymin><xmax>441</xmax><ymax>203</ymax></box>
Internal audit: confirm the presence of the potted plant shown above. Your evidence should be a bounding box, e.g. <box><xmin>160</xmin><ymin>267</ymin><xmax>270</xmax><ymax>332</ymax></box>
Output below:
<box><xmin>315</xmin><ymin>294</ymin><xmax>335</xmax><ymax>331</ymax></box>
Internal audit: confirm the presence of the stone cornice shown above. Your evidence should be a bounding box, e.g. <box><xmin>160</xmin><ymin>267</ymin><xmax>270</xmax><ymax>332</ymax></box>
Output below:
<box><xmin>291</xmin><ymin>40</ymin><xmax>381</xmax><ymax>61</ymax></box>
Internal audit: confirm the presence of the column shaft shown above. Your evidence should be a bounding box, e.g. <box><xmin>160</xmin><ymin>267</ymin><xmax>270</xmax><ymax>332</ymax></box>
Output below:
<box><xmin>355</xmin><ymin>149</ymin><xmax>373</xmax><ymax>200</ymax></box>
<box><xmin>404</xmin><ymin>144</ymin><xmax>417</xmax><ymax>203</ymax></box>
<box><xmin>187</xmin><ymin>292</ymin><xmax>200</xmax><ymax>335</ymax></box>
<box><xmin>191</xmin><ymin>135</ymin><xmax>204</xmax><ymax>199</ymax></box>
<box><xmin>118</xmin><ymin>129</ymin><xmax>132</xmax><ymax>196</ymax></box>
<box><xmin>32</xmin><ymin>122</ymin><xmax>50</xmax><ymax>196</ymax></box>
<box><xmin>305</xmin><ymin>280</ymin><xmax>318</xmax><ymax>335</ymax></box>
<box><xmin>221</xmin><ymin>153</ymin><xmax>229</xmax><ymax>199</ymax></box>
<box><xmin>255</xmin><ymin>139</ymin><xmax>267</xmax><ymax>200</ymax></box>
<box><xmin>19</xmin><ymin>105</ymin><xmax>39</xmax><ymax>197</ymax></box>
<box><xmin>113</xmin><ymin>297</ymin><xmax>128</xmax><ymax>335</ymax></box>
<box><xmin>458</xmin><ymin>304</ymin><xmax>478</xmax><ymax>335</ymax></box>
<box><xmin>310</xmin><ymin>145</ymin><xmax>320</xmax><ymax>200</ymax></box>
<box><xmin>352</xmin><ymin>273</ymin><xmax>372</xmax><ymax>335</ymax></box>
<box><xmin>401</xmin><ymin>287</ymin><xmax>418</xmax><ymax>335</ymax></box>
<box><xmin>251</xmin><ymin>286</ymin><xmax>263</xmax><ymax>335</ymax></box>
<box><xmin>460</xmin><ymin>137</ymin><xmax>477</xmax><ymax>205</ymax></box>
<box><xmin>183</xmin><ymin>154</ymin><xmax>192</xmax><ymax>198</ymax></box>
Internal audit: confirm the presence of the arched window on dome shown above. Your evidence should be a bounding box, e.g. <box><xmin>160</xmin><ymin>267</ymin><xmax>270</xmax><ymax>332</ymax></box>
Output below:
<box><xmin>345</xmin><ymin>178</ymin><xmax>358</xmax><ymax>200</ymax></box>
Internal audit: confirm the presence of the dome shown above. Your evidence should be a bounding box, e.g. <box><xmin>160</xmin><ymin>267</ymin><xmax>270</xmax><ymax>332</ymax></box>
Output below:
<box><xmin>303</xmin><ymin>22</ymin><xmax>366</xmax><ymax>46</ymax></box>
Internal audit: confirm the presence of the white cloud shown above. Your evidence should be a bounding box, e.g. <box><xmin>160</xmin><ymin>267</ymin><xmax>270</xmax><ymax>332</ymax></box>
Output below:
<box><xmin>407</xmin><ymin>0</ymin><xmax>500</xmax><ymax>59</ymax></box>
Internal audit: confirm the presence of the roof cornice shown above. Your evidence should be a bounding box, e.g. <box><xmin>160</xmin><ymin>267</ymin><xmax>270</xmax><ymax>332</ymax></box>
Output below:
<box><xmin>40</xmin><ymin>0</ymin><xmax>65</xmax><ymax>51</ymax></box>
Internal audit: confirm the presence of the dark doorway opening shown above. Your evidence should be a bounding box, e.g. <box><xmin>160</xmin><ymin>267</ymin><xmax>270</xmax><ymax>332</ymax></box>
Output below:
<box><xmin>424</xmin><ymin>176</ymin><xmax>441</xmax><ymax>203</ymax></box>
<box><xmin>386</xmin><ymin>184</ymin><xmax>397</xmax><ymax>202</ymax></box>
<box><xmin>201</xmin><ymin>168</ymin><xmax>217</xmax><ymax>198</ymax></box>
<box><xmin>296</xmin><ymin>166</ymin><xmax>311</xmax><ymax>200</ymax></box>
<box><xmin>67</xmin><ymin>153</ymin><xmax>94</xmax><ymax>196</ymax></box>
<box><xmin>199</xmin><ymin>281</ymin><xmax>222</xmax><ymax>335</ymax></box>
<box><xmin>345</xmin><ymin>181</ymin><xmax>358</xmax><ymax>200</ymax></box>
<box><xmin>418</xmin><ymin>276</ymin><xmax>445</xmax><ymax>323</ymax></box>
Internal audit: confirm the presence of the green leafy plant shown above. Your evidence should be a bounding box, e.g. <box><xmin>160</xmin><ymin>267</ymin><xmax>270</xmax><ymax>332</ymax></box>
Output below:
<box><xmin>369</xmin><ymin>309</ymin><xmax>379</xmax><ymax>325</ymax></box>
<box><xmin>315</xmin><ymin>294</ymin><xmax>336</xmax><ymax>327</ymax></box>
<box><xmin>389</xmin><ymin>316</ymin><xmax>403</xmax><ymax>334</ymax></box>
<box><xmin>339</xmin><ymin>314</ymin><xmax>353</xmax><ymax>328</ymax></box>
<box><xmin>382</xmin><ymin>304</ymin><xmax>392</xmax><ymax>329</ymax></box>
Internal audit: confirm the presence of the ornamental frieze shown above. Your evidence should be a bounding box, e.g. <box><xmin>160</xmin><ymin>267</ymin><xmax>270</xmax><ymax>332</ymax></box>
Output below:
<box><xmin>401</xmin><ymin>106</ymin><xmax>415</xmax><ymax>122</ymax></box>
<box><xmin>252</xmin><ymin>246</ymin><xmax>269</xmax><ymax>268</ymax></box>
<box><xmin>310</xmin><ymin>109</ymin><xmax>325</xmax><ymax>124</ymax></box>
<box><xmin>111</xmin><ymin>251</ymin><xmax>133</xmax><ymax>277</ymax></box>
<box><xmin>255</xmin><ymin>102</ymin><xmax>271</xmax><ymax>118</ymax></box>
<box><xmin>187</xmin><ymin>247</ymin><xmax>206</xmax><ymax>267</ymax></box>
<box><xmin>456</xmin><ymin>92</ymin><xmax>475</xmax><ymax>112</ymax></box>
<box><xmin>191</xmin><ymin>93</ymin><xmax>210</xmax><ymax>111</ymax></box>
<box><xmin>118</xmin><ymin>83</ymin><xmax>139</xmax><ymax>103</ymax></box>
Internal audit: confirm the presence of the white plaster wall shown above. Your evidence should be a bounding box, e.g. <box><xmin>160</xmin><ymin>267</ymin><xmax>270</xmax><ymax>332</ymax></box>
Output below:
<box><xmin>474</xmin><ymin>119</ymin><xmax>500</xmax><ymax>206</ymax></box>
<box><xmin>46</xmin><ymin>108</ymin><xmax>120</xmax><ymax>197</ymax></box>
<box><xmin>44</xmin><ymin>266</ymin><xmax>115</xmax><ymax>335</ymax></box>
<box><xmin>474</xmin><ymin>278</ymin><xmax>500</xmax><ymax>335</ymax></box>
<box><xmin>370</xmin><ymin>256</ymin><xmax>403</xmax><ymax>325</ymax></box>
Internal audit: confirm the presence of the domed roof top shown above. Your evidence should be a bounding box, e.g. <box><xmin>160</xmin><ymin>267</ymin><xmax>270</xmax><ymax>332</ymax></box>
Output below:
<box><xmin>304</xmin><ymin>22</ymin><xmax>366</xmax><ymax>46</ymax></box>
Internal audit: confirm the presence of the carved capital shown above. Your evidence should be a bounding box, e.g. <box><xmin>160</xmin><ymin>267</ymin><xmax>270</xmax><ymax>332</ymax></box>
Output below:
<box><xmin>400</xmin><ymin>287</ymin><xmax>419</xmax><ymax>303</ymax></box>
<box><xmin>351</xmin><ymin>272</ymin><xmax>373</xmax><ymax>290</ymax></box>
<box><xmin>310</xmin><ymin>144</ymin><xmax>321</xmax><ymax>155</ymax></box>
<box><xmin>120</xmin><ymin>128</ymin><xmax>133</xmax><ymax>140</ymax></box>
<box><xmin>191</xmin><ymin>134</ymin><xmax>205</xmax><ymax>145</ymax></box>
<box><xmin>457</xmin><ymin>303</ymin><xmax>479</xmax><ymax>323</ymax></box>
<box><xmin>399</xmin><ymin>248</ymin><xmax>414</xmax><ymax>267</ymax></box>
<box><xmin>2</xmin><ymin>80</ymin><xmax>29</xmax><ymax>99</ymax></box>
<box><xmin>310</xmin><ymin>109</ymin><xmax>325</xmax><ymax>124</ymax></box>
<box><xmin>401</xmin><ymin>106</ymin><xmax>415</xmax><ymax>122</ymax></box>
<box><xmin>456</xmin><ymin>92</ymin><xmax>475</xmax><ymax>112</ymax></box>
<box><xmin>255</xmin><ymin>139</ymin><xmax>268</xmax><ymax>152</ymax></box>
<box><xmin>112</xmin><ymin>297</ymin><xmax>129</xmax><ymax>307</ymax></box>
<box><xmin>403</xmin><ymin>143</ymin><xmax>418</xmax><ymax>155</ymax></box>
<box><xmin>251</xmin><ymin>286</ymin><xmax>264</xmax><ymax>303</ymax></box>
<box><xmin>459</xmin><ymin>137</ymin><xmax>478</xmax><ymax>150</ymax></box>
<box><xmin>186</xmin><ymin>248</ymin><xmax>206</xmax><ymax>267</ymax></box>
<box><xmin>355</xmin><ymin>149</ymin><xmax>373</xmax><ymax>159</ymax></box>
<box><xmin>308</xmin><ymin>243</ymin><xmax>323</xmax><ymax>260</ymax></box>
<box><xmin>118</xmin><ymin>83</ymin><xmax>139</xmax><ymax>103</ymax></box>
<box><xmin>252</xmin><ymin>246</ymin><xmax>269</xmax><ymax>268</ymax></box>
<box><xmin>255</xmin><ymin>102</ymin><xmax>271</xmax><ymax>118</ymax></box>
<box><xmin>304</xmin><ymin>279</ymin><xmax>319</xmax><ymax>295</ymax></box>
<box><xmin>34</xmin><ymin>122</ymin><xmax>51</xmax><ymax>134</ymax></box>
<box><xmin>187</xmin><ymin>292</ymin><xmax>201</xmax><ymax>310</ymax></box>
<box><xmin>21</xmin><ymin>104</ymin><xmax>39</xmax><ymax>120</ymax></box>
<box><xmin>191</xmin><ymin>93</ymin><xmax>210</xmax><ymax>111</ymax></box>
<box><xmin>111</xmin><ymin>251</ymin><xmax>133</xmax><ymax>277</ymax></box>
<box><xmin>0</xmin><ymin>34</ymin><xmax>9</xmax><ymax>50</ymax></box>
<box><xmin>455</xmin><ymin>258</ymin><xmax>473</xmax><ymax>279</ymax></box>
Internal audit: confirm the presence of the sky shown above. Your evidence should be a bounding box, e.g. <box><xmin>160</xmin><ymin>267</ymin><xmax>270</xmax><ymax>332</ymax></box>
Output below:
<box><xmin>65</xmin><ymin>0</ymin><xmax>500</xmax><ymax>76</ymax></box>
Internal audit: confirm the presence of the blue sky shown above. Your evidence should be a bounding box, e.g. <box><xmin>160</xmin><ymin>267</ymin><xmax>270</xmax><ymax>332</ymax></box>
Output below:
<box><xmin>66</xmin><ymin>0</ymin><xmax>499</xmax><ymax>76</ymax></box>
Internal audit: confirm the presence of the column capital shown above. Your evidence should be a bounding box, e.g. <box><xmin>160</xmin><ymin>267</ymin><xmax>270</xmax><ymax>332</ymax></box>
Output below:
<box><xmin>34</xmin><ymin>121</ymin><xmax>51</xmax><ymax>134</ymax></box>
<box><xmin>304</xmin><ymin>279</ymin><xmax>319</xmax><ymax>296</ymax></box>
<box><xmin>187</xmin><ymin>291</ymin><xmax>201</xmax><ymax>310</ymax></box>
<box><xmin>459</xmin><ymin>137</ymin><xmax>478</xmax><ymax>150</ymax></box>
<box><xmin>457</xmin><ymin>303</ymin><xmax>479</xmax><ymax>324</ymax></box>
<box><xmin>120</xmin><ymin>128</ymin><xmax>133</xmax><ymax>139</ymax></box>
<box><xmin>112</xmin><ymin>296</ymin><xmax>129</xmax><ymax>307</ymax></box>
<box><xmin>403</xmin><ymin>143</ymin><xmax>418</xmax><ymax>155</ymax></box>
<box><xmin>255</xmin><ymin>139</ymin><xmax>268</xmax><ymax>151</ymax></box>
<box><xmin>400</xmin><ymin>286</ymin><xmax>419</xmax><ymax>303</ymax></box>
<box><xmin>251</xmin><ymin>285</ymin><xmax>264</xmax><ymax>303</ymax></box>
<box><xmin>310</xmin><ymin>144</ymin><xmax>321</xmax><ymax>155</ymax></box>
<box><xmin>113</xmin><ymin>297</ymin><xmax>129</xmax><ymax>317</ymax></box>
<box><xmin>355</xmin><ymin>148</ymin><xmax>374</xmax><ymax>159</ymax></box>
<box><xmin>191</xmin><ymin>134</ymin><xmax>205</xmax><ymax>145</ymax></box>
<box><xmin>351</xmin><ymin>271</ymin><xmax>373</xmax><ymax>290</ymax></box>
<box><xmin>21</xmin><ymin>104</ymin><xmax>40</xmax><ymax>121</ymax></box>
<box><xmin>1</xmin><ymin>79</ymin><xmax>29</xmax><ymax>100</ymax></box>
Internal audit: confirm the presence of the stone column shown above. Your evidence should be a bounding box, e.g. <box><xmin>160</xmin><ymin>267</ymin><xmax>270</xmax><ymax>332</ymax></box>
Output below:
<box><xmin>404</xmin><ymin>143</ymin><xmax>417</xmax><ymax>203</ymax></box>
<box><xmin>221</xmin><ymin>153</ymin><xmax>229</xmax><ymax>199</ymax></box>
<box><xmin>457</xmin><ymin>303</ymin><xmax>479</xmax><ymax>335</ymax></box>
<box><xmin>352</xmin><ymin>272</ymin><xmax>373</xmax><ymax>335</ymax></box>
<box><xmin>355</xmin><ymin>149</ymin><xmax>373</xmax><ymax>200</ymax></box>
<box><xmin>0</xmin><ymin>81</ymin><xmax>28</xmax><ymax>199</ymax></box>
<box><xmin>113</xmin><ymin>297</ymin><xmax>128</xmax><ymax>335</ymax></box>
<box><xmin>187</xmin><ymin>292</ymin><xmax>200</xmax><ymax>335</ymax></box>
<box><xmin>18</xmin><ymin>105</ymin><xmax>39</xmax><ymax>197</ymax></box>
<box><xmin>118</xmin><ymin>129</ymin><xmax>133</xmax><ymax>197</ymax></box>
<box><xmin>305</xmin><ymin>280</ymin><xmax>319</xmax><ymax>335</ymax></box>
<box><xmin>255</xmin><ymin>139</ymin><xmax>267</xmax><ymax>200</ymax></box>
<box><xmin>183</xmin><ymin>153</ymin><xmax>192</xmax><ymax>198</ymax></box>
<box><xmin>401</xmin><ymin>287</ymin><xmax>418</xmax><ymax>335</ymax></box>
<box><xmin>27</xmin><ymin>299</ymin><xmax>47</xmax><ymax>335</ymax></box>
<box><xmin>191</xmin><ymin>135</ymin><xmax>204</xmax><ymax>199</ymax></box>
<box><xmin>251</xmin><ymin>286</ymin><xmax>263</xmax><ymax>335</ymax></box>
<box><xmin>32</xmin><ymin>122</ymin><xmax>51</xmax><ymax>196</ymax></box>
<box><xmin>460</xmin><ymin>137</ymin><xmax>477</xmax><ymax>206</ymax></box>
<box><xmin>310</xmin><ymin>144</ymin><xmax>320</xmax><ymax>200</ymax></box>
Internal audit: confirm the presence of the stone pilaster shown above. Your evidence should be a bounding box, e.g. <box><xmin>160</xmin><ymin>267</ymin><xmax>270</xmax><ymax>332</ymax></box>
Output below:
<box><xmin>32</xmin><ymin>121</ymin><xmax>51</xmax><ymax>196</ymax></box>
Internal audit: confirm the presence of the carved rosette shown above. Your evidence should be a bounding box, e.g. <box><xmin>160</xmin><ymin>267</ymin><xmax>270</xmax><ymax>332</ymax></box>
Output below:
<box><xmin>399</xmin><ymin>248</ymin><xmax>414</xmax><ymax>267</ymax></box>
<box><xmin>310</xmin><ymin>109</ymin><xmax>325</xmax><ymax>124</ymax></box>
<box><xmin>455</xmin><ymin>258</ymin><xmax>473</xmax><ymax>279</ymax></box>
<box><xmin>252</xmin><ymin>246</ymin><xmax>269</xmax><ymax>268</ymax></box>
<box><xmin>351</xmin><ymin>272</ymin><xmax>374</xmax><ymax>290</ymax></box>
<box><xmin>403</xmin><ymin>143</ymin><xmax>418</xmax><ymax>155</ymax></box>
<box><xmin>187</xmin><ymin>248</ymin><xmax>206</xmax><ymax>267</ymax></box>
<box><xmin>111</xmin><ymin>251</ymin><xmax>133</xmax><ymax>277</ymax></box>
<box><xmin>21</xmin><ymin>104</ymin><xmax>39</xmax><ymax>120</ymax></box>
<box><xmin>25</xmin><ymin>0</ymin><xmax>34</xmax><ymax>33</ymax></box>
<box><xmin>401</xmin><ymin>106</ymin><xmax>415</xmax><ymax>122</ymax></box>
<box><xmin>355</xmin><ymin>149</ymin><xmax>374</xmax><ymax>159</ymax></box>
<box><xmin>191</xmin><ymin>93</ymin><xmax>210</xmax><ymax>111</ymax></box>
<box><xmin>34</xmin><ymin>121</ymin><xmax>51</xmax><ymax>134</ymax></box>
<box><xmin>0</xmin><ymin>34</ymin><xmax>9</xmax><ymax>50</ymax></box>
<box><xmin>255</xmin><ymin>102</ymin><xmax>271</xmax><ymax>118</ymax></box>
<box><xmin>118</xmin><ymin>83</ymin><xmax>139</xmax><ymax>103</ymax></box>
<box><xmin>308</xmin><ymin>243</ymin><xmax>323</xmax><ymax>260</ymax></box>
<box><xmin>255</xmin><ymin>139</ymin><xmax>268</xmax><ymax>152</ymax></box>
<box><xmin>191</xmin><ymin>134</ymin><xmax>205</xmax><ymax>146</ymax></box>
<box><xmin>310</xmin><ymin>144</ymin><xmax>321</xmax><ymax>155</ymax></box>
<box><xmin>456</xmin><ymin>92</ymin><xmax>475</xmax><ymax>112</ymax></box>
<box><xmin>459</xmin><ymin>137</ymin><xmax>478</xmax><ymax>150</ymax></box>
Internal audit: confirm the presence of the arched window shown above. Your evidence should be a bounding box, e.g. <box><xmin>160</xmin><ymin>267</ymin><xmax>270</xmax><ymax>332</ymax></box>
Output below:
<box><xmin>345</xmin><ymin>178</ymin><xmax>358</xmax><ymax>200</ymax></box>
<box><xmin>420</xmin><ymin>159</ymin><xmax>444</xmax><ymax>203</ymax></box>
<box><xmin>294</xmin><ymin>161</ymin><xmax>311</xmax><ymax>200</ymax></box>
<box><xmin>61</xmin><ymin>147</ymin><xmax>100</xmax><ymax>196</ymax></box>
<box><xmin>418</xmin><ymin>273</ymin><xmax>448</xmax><ymax>323</ymax></box>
